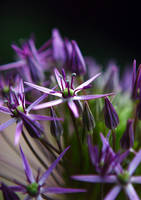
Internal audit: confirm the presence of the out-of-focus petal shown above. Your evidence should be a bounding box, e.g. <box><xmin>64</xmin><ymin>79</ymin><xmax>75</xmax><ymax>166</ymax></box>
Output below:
<box><xmin>71</xmin><ymin>175</ymin><xmax>117</xmax><ymax>183</ymax></box>
<box><xmin>128</xmin><ymin>150</ymin><xmax>141</xmax><ymax>176</ymax></box>
<box><xmin>14</xmin><ymin>121</ymin><xmax>23</xmax><ymax>145</ymax></box>
<box><xmin>104</xmin><ymin>185</ymin><xmax>121</xmax><ymax>200</ymax></box>
<box><xmin>0</xmin><ymin>118</ymin><xmax>16</xmax><ymax>131</ymax></box>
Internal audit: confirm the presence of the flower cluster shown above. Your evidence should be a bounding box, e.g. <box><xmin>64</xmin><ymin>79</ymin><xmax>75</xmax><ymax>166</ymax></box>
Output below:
<box><xmin>0</xmin><ymin>29</ymin><xmax>141</xmax><ymax>200</ymax></box>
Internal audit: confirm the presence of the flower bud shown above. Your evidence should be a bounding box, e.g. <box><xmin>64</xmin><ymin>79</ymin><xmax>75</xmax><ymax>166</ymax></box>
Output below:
<box><xmin>83</xmin><ymin>101</ymin><xmax>95</xmax><ymax>133</ymax></box>
<box><xmin>120</xmin><ymin>119</ymin><xmax>134</xmax><ymax>149</ymax></box>
<box><xmin>50</xmin><ymin>107</ymin><xmax>63</xmax><ymax>142</ymax></box>
<box><xmin>104</xmin><ymin>97</ymin><xmax>119</xmax><ymax>129</ymax></box>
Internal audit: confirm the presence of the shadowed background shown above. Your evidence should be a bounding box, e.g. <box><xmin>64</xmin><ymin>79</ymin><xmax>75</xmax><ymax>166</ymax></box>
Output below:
<box><xmin>0</xmin><ymin>1</ymin><xmax>141</xmax><ymax>69</ymax></box>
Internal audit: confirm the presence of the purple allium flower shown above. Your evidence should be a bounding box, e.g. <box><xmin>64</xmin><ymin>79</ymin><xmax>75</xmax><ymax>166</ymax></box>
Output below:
<box><xmin>0</xmin><ymin>78</ymin><xmax>62</xmax><ymax>145</ymax></box>
<box><xmin>104</xmin><ymin>97</ymin><xmax>119</xmax><ymax>129</ymax></box>
<box><xmin>25</xmin><ymin>69</ymin><xmax>114</xmax><ymax>118</ymax></box>
<box><xmin>52</xmin><ymin>29</ymin><xmax>86</xmax><ymax>75</ymax></box>
<box><xmin>103</xmin><ymin>63</ymin><xmax>120</xmax><ymax>93</ymax></box>
<box><xmin>120</xmin><ymin>119</ymin><xmax>134</xmax><ymax>150</ymax></box>
<box><xmin>10</xmin><ymin>146</ymin><xmax>86</xmax><ymax>200</ymax></box>
<box><xmin>0</xmin><ymin>38</ymin><xmax>49</xmax><ymax>83</ymax></box>
<box><xmin>72</xmin><ymin>133</ymin><xmax>141</xmax><ymax>200</ymax></box>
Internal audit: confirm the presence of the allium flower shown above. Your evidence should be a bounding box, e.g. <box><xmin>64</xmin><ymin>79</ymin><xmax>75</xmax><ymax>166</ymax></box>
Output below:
<box><xmin>0</xmin><ymin>38</ymin><xmax>49</xmax><ymax>83</ymax></box>
<box><xmin>72</xmin><ymin>134</ymin><xmax>141</xmax><ymax>200</ymax></box>
<box><xmin>52</xmin><ymin>29</ymin><xmax>86</xmax><ymax>75</ymax></box>
<box><xmin>0</xmin><ymin>79</ymin><xmax>62</xmax><ymax>145</ymax></box>
<box><xmin>25</xmin><ymin>69</ymin><xmax>114</xmax><ymax>118</ymax></box>
<box><xmin>104</xmin><ymin>97</ymin><xmax>119</xmax><ymax>129</ymax></box>
<box><xmin>10</xmin><ymin>146</ymin><xmax>86</xmax><ymax>200</ymax></box>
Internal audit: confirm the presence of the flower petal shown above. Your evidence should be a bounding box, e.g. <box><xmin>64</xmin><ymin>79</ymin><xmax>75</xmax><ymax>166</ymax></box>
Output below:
<box><xmin>73</xmin><ymin>93</ymin><xmax>114</xmax><ymax>101</ymax></box>
<box><xmin>19</xmin><ymin>145</ymin><xmax>35</xmax><ymax>183</ymax></box>
<box><xmin>1</xmin><ymin>183</ymin><xmax>20</xmax><ymax>200</ymax></box>
<box><xmin>33</xmin><ymin>98</ymin><xmax>64</xmax><ymax>110</ymax></box>
<box><xmin>0</xmin><ymin>60</ymin><xmax>25</xmax><ymax>71</ymax></box>
<box><xmin>71</xmin><ymin>175</ymin><xmax>117</xmax><ymax>183</ymax></box>
<box><xmin>0</xmin><ymin>106</ymin><xmax>11</xmax><ymax>114</ymax></box>
<box><xmin>42</xmin><ymin>187</ymin><xmax>86</xmax><ymax>194</ymax></box>
<box><xmin>54</xmin><ymin>68</ymin><xmax>66</xmax><ymax>90</ymax></box>
<box><xmin>24</xmin><ymin>81</ymin><xmax>62</xmax><ymax>97</ymax></box>
<box><xmin>67</xmin><ymin>100</ymin><xmax>79</xmax><ymax>118</ymax></box>
<box><xmin>38</xmin><ymin>146</ymin><xmax>70</xmax><ymax>185</ymax></box>
<box><xmin>130</xmin><ymin>176</ymin><xmax>141</xmax><ymax>184</ymax></box>
<box><xmin>124</xmin><ymin>184</ymin><xmax>140</xmax><ymax>200</ymax></box>
<box><xmin>0</xmin><ymin>118</ymin><xmax>16</xmax><ymax>131</ymax></box>
<box><xmin>75</xmin><ymin>72</ymin><xmax>101</xmax><ymax>93</ymax></box>
<box><xmin>14</xmin><ymin>121</ymin><xmax>23</xmax><ymax>145</ymax></box>
<box><xmin>30</xmin><ymin>114</ymin><xmax>63</xmax><ymax>121</ymax></box>
<box><xmin>27</xmin><ymin>93</ymin><xmax>48</xmax><ymax>112</ymax></box>
<box><xmin>128</xmin><ymin>149</ymin><xmax>141</xmax><ymax>176</ymax></box>
<box><xmin>104</xmin><ymin>185</ymin><xmax>121</xmax><ymax>200</ymax></box>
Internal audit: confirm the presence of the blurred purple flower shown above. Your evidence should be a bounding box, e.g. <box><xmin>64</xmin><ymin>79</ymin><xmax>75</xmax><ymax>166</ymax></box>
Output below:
<box><xmin>0</xmin><ymin>38</ymin><xmax>50</xmax><ymax>83</ymax></box>
<box><xmin>10</xmin><ymin>146</ymin><xmax>86</xmax><ymax>200</ymax></box>
<box><xmin>72</xmin><ymin>133</ymin><xmax>141</xmax><ymax>200</ymax></box>
<box><xmin>0</xmin><ymin>78</ymin><xmax>62</xmax><ymax>145</ymax></box>
<box><xmin>25</xmin><ymin>69</ymin><xmax>114</xmax><ymax>118</ymax></box>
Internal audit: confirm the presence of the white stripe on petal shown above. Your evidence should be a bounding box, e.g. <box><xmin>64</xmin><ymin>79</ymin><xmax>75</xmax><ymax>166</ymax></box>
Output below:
<box><xmin>33</xmin><ymin>99</ymin><xmax>64</xmax><ymax>110</ymax></box>
<box><xmin>24</xmin><ymin>82</ymin><xmax>62</xmax><ymax>97</ymax></box>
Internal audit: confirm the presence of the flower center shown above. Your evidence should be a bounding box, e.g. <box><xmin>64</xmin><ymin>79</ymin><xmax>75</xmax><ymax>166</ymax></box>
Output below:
<box><xmin>63</xmin><ymin>88</ymin><xmax>74</xmax><ymax>98</ymax></box>
<box><xmin>26</xmin><ymin>182</ymin><xmax>39</xmax><ymax>197</ymax></box>
<box><xmin>118</xmin><ymin>171</ymin><xmax>130</xmax><ymax>185</ymax></box>
<box><xmin>3</xmin><ymin>86</ymin><xmax>9</xmax><ymax>94</ymax></box>
<box><xmin>13</xmin><ymin>105</ymin><xmax>25</xmax><ymax>117</ymax></box>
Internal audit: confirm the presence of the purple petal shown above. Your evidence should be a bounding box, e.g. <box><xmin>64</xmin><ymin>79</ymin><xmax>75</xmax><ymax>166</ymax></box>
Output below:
<box><xmin>0</xmin><ymin>106</ymin><xmax>11</xmax><ymax>114</ymax></box>
<box><xmin>72</xmin><ymin>93</ymin><xmax>115</xmax><ymax>101</ymax></box>
<box><xmin>0</xmin><ymin>60</ymin><xmax>25</xmax><ymax>71</ymax></box>
<box><xmin>128</xmin><ymin>149</ymin><xmax>141</xmax><ymax>176</ymax></box>
<box><xmin>0</xmin><ymin>118</ymin><xmax>16</xmax><ymax>131</ymax></box>
<box><xmin>33</xmin><ymin>98</ymin><xmax>64</xmax><ymax>110</ymax></box>
<box><xmin>39</xmin><ymin>146</ymin><xmax>70</xmax><ymax>185</ymax></box>
<box><xmin>27</xmin><ymin>93</ymin><xmax>48</xmax><ymax>112</ymax></box>
<box><xmin>19</xmin><ymin>145</ymin><xmax>35</xmax><ymax>183</ymax></box>
<box><xmin>9</xmin><ymin>185</ymin><xmax>25</xmax><ymax>192</ymax></box>
<box><xmin>30</xmin><ymin>114</ymin><xmax>63</xmax><ymax>121</ymax></box>
<box><xmin>14</xmin><ymin>121</ymin><xmax>23</xmax><ymax>145</ymax></box>
<box><xmin>1</xmin><ymin>183</ymin><xmax>20</xmax><ymax>200</ymax></box>
<box><xmin>104</xmin><ymin>185</ymin><xmax>121</xmax><ymax>200</ymax></box>
<box><xmin>42</xmin><ymin>187</ymin><xmax>86</xmax><ymax>194</ymax></box>
<box><xmin>24</xmin><ymin>81</ymin><xmax>62</xmax><ymax>97</ymax></box>
<box><xmin>131</xmin><ymin>176</ymin><xmax>141</xmax><ymax>184</ymax></box>
<box><xmin>68</xmin><ymin>100</ymin><xmax>79</xmax><ymax>118</ymax></box>
<box><xmin>75</xmin><ymin>73</ymin><xmax>101</xmax><ymax>93</ymax></box>
<box><xmin>124</xmin><ymin>184</ymin><xmax>140</xmax><ymax>200</ymax></box>
<box><xmin>71</xmin><ymin>175</ymin><xmax>117</xmax><ymax>183</ymax></box>
<box><xmin>54</xmin><ymin>68</ymin><xmax>66</xmax><ymax>90</ymax></box>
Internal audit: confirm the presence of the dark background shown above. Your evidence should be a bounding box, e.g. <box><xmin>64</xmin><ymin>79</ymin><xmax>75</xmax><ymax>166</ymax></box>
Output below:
<box><xmin>0</xmin><ymin>1</ymin><xmax>140</xmax><ymax>69</ymax></box>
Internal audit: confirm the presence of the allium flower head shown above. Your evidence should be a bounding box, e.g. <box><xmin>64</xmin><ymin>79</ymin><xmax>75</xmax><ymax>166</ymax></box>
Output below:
<box><xmin>72</xmin><ymin>134</ymin><xmax>141</xmax><ymax>200</ymax></box>
<box><xmin>0</xmin><ymin>38</ymin><xmax>49</xmax><ymax>83</ymax></box>
<box><xmin>10</xmin><ymin>146</ymin><xmax>86</xmax><ymax>200</ymax></box>
<box><xmin>0</xmin><ymin>78</ymin><xmax>62</xmax><ymax>144</ymax></box>
<box><xmin>25</xmin><ymin>69</ymin><xmax>114</xmax><ymax>118</ymax></box>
